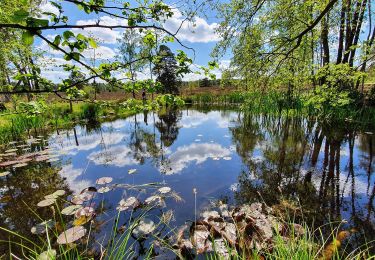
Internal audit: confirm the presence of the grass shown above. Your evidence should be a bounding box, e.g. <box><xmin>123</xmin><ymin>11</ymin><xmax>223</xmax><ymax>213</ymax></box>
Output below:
<box><xmin>0</xmin><ymin>100</ymin><xmax>137</xmax><ymax>145</ymax></box>
<box><xmin>1</xmin><ymin>198</ymin><xmax>374</xmax><ymax>259</ymax></box>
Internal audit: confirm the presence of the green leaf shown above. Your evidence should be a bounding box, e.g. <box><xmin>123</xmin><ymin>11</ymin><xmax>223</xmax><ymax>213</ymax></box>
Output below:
<box><xmin>11</xmin><ymin>10</ymin><xmax>29</xmax><ymax>23</ymax></box>
<box><xmin>53</xmin><ymin>35</ymin><xmax>62</xmax><ymax>47</ymax></box>
<box><xmin>22</xmin><ymin>31</ymin><xmax>34</xmax><ymax>45</ymax></box>
<box><xmin>63</xmin><ymin>31</ymin><xmax>74</xmax><ymax>40</ymax></box>
<box><xmin>88</xmin><ymin>38</ymin><xmax>97</xmax><ymax>48</ymax></box>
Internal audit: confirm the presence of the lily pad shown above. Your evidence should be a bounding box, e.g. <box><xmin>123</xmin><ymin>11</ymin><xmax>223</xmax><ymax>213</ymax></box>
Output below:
<box><xmin>128</xmin><ymin>169</ymin><xmax>137</xmax><ymax>174</ymax></box>
<box><xmin>132</xmin><ymin>219</ymin><xmax>156</xmax><ymax>237</ymax></box>
<box><xmin>37</xmin><ymin>198</ymin><xmax>56</xmax><ymax>207</ymax></box>
<box><xmin>5</xmin><ymin>149</ymin><xmax>18</xmax><ymax>153</ymax></box>
<box><xmin>13</xmin><ymin>163</ymin><xmax>28</xmax><ymax>168</ymax></box>
<box><xmin>96</xmin><ymin>177</ymin><xmax>113</xmax><ymax>185</ymax></box>
<box><xmin>31</xmin><ymin>219</ymin><xmax>55</xmax><ymax>235</ymax></box>
<box><xmin>73</xmin><ymin>216</ymin><xmax>92</xmax><ymax>226</ymax></box>
<box><xmin>53</xmin><ymin>190</ymin><xmax>66</xmax><ymax>196</ymax></box>
<box><xmin>75</xmin><ymin>207</ymin><xmax>95</xmax><ymax>218</ymax></box>
<box><xmin>158</xmin><ymin>187</ymin><xmax>171</xmax><ymax>194</ymax></box>
<box><xmin>98</xmin><ymin>186</ymin><xmax>111</xmax><ymax>193</ymax></box>
<box><xmin>117</xmin><ymin>197</ymin><xmax>140</xmax><ymax>211</ymax></box>
<box><xmin>3</xmin><ymin>153</ymin><xmax>16</xmax><ymax>157</ymax></box>
<box><xmin>57</xmin><ymin>226</ymin><xmax>86</xmax><ymax>244</ymax></box>
<box><xmin>61</xmin><ymin>205</ymin><xmax>82</xmax><ymax>215</ymax></box>
<box><xmin>0</xmin><ymin>171</ymin><xmax>10</xmax><ymax>177</ymax></box>
<box><xmin>145</xmin><ymin>195</ymin><xmax>162</xmax><ymax>204</ymax></box>
<box><xmin>44</xmin><ymin>193</ymin><xmax>59</xmax><ymax>199</ymax></box>
<box><xmin>71</xmin><ymin>192</ymin><xmax>94</xmax><ymax>205</ymax></box>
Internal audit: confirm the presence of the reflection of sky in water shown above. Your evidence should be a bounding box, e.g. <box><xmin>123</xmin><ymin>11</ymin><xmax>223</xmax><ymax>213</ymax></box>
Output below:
<box><xmin>47</xmin><ymin>109</ymin><xmax>375</xmax><ymax>230</ymax></box>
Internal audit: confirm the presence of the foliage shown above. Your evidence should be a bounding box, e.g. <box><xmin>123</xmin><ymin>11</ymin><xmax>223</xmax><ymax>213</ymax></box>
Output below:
<box><xmin>152</xmin><ymin>45</ymin><xmax>181</xmax><ymax>94</ymax></box>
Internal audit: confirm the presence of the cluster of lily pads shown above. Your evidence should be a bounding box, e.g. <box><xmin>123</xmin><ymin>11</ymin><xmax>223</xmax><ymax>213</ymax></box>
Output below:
<box><xmin>31</xmin><ymin>174</ymin><xmax>180</xmax><ymax>257</ymax></box>
<box><xmin>173</xmin><ymin>202</ymin><xmax>305</xmax><ymax>258</ymax></box>
<box><xmin>0</xmin><ymin>137</ymin><xmax>59</xmax><ymax>174</ymax></box>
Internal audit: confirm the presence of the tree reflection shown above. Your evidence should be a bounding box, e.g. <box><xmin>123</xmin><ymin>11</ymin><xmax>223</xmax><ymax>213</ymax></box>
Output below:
<box><xmin>0</xmin><ymin>162</ymin><xmax>70</xmax><ymax>255</ymax></box>
<box><xmin>230</xmin><ymin>113</ymin><xmax>375</xmax><ymax>247</ymax></box>
<box><xmin>155</xmin><ymin>108</ymin><xmax>181</xmax><ymax>148</ymax></box>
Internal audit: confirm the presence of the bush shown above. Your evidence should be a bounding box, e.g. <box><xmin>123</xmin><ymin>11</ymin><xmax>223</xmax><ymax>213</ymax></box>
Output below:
<box><xmin>80</xmin><ymin>103</ymin><xmax>100</xmax><ymax>121</ymax></box>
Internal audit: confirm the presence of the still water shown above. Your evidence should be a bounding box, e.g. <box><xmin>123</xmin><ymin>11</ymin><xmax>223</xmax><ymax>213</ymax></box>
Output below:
<box><xmin>0</xmin><ymin>107</ymin><xmax>374</xmax><ymax>254</ymax></box>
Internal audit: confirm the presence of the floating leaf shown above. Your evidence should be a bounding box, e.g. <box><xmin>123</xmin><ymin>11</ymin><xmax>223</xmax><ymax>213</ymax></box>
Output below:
<box><xmin>145</xmin><ymin>195</ymin><xmax>163</xmax><ymax>206</ymax></box>
<box><xmin>75</xmin><ymin>207</ymin><xmax>95</xmax><ymax>218</ymax></box>
<box><xmin>37</xmin><ymin>198</ymin><xmax>56</xmax><ymax>207</ymax></box>
<box><xmin>158</xmin><ymin>187</ymin><xmax>171</xmax><ymax>194</ymax></box>
<box><xmin>98</xmin><ymin>186</ymin><xmax>111</xmax><ymax>193</ymax></box>
<box><xmin>71</xmin><ymin>191</ymin><xmax>95</xmax><ymax>204</ymax></box>
<box><xmin>96</xmin><ymin>177</ymin><xmax>113</xmax><ymax>185</ymax></box>
<box><xmin>53</xmin><ymin>190</ymin><xmax>66</xmax><ymax>196</ymax></box>
<box><xmin>73</xmin><ymin>216</ymin><xmax>92</xmax><ymax>226</ymax></box>
<box><xmin>117</xmin><ymin>197</ymin><xmax>140</xmax><ymax>211</ymax></box>
<box><xmin>45</xmin><ymin>193</ymin><xmax>59</xmax><ymax>199</ymax></box>
<box><xmin>37</xmin><ymin>249</ymin><xmax>56</xmax><ymax>260</ymax></box>
<box><xmin>5</xmin><ymin>149</ymin><xmax>18</xmax><ymax>153</ymax></box>
<box><xmin>57</xmin><ymin>226</ymin><xmax>86</xmax><ymax>244</ymax></box>
<box><xmin>128</xmin><ymin>169</ymin><xmax>137</xmax><ymax>174</ymax></box>
<box><xmin>31</xmin><ymin>219</ymin><xmax>55</xmax><ymax>235</ymax></box>
<box><xmin>35</xmin><ymin>156</ymin><xmax>50</xmax><ymax>162</ymax></box>
<box><xmin>0</xmin><ymin>171</ymin><xmax>10</xmax><ymax>177</ymax></box>
<box><xmin>3</xmin><ymin>153</ymin><xmax>16</xmax><ymax>157</ymax></box>
<box><xmin>61</xmin><ymin>205</ymin><xmax>82</xmax><ymax>215</ymax></box>
<box><xmin>132</xmin><ymin>219</ymin><xmax>156</xmax><ymax>237</ymax></box>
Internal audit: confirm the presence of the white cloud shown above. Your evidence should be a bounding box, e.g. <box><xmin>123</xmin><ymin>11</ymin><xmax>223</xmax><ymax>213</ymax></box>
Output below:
<box><xmin>82</xmin><ymin>46</ymin><xmax>116</xmax><ymax>60</ymax></box>
<box><xmin>59</xmin><ymin>164</ymin><xmax>91</xmax><ymax>194</ymax></box>
<box><xmin>50</xmin><ymin>132</ymin><xmax>127</xmax><ymax>156</ymax></box>
<box><xmin>164</xmin><ymin>9</ymin><xmax>220</xmax><ymax>43</ymax></box>
<box><xmin>73</xmin><ymin>16</ymin><xmax>127</xmax><ymax>44</ymax></box>
<box><xmin>87</xmin><ymin>145</ymin><xmax>138</xmax><ymax>167</ymax></box>
<box><xmin>39</xmin><ymin>1</ymin><xmax>60</xmax><ymax>17</ymax></box>
<box><xmin>162</xmin><ymin>142</ymin><xmax>231</xmax><ymax>174</ymax></box>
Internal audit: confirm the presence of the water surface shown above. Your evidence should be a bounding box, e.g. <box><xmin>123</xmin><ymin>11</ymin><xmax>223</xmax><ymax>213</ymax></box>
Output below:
<box><xmin>1</xmin><ymin>107</ymin><xmax>374</xmax><ymax>254</ymax></box>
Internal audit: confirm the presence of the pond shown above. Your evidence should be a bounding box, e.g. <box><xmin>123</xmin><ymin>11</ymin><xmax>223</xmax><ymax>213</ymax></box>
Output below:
<box><xmin>0</xmin><ymin>106</ymin><xmax>374</xmax><ymax>256</ymax></box>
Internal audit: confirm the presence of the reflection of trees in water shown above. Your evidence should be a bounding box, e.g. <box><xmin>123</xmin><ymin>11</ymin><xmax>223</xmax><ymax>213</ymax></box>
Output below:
<box><xmin>0</xmin><ymin>162</ymin><xmax>70</xmax><ymax>254</ymax></box>
<box><xmin>155</xmin><ymin>109</ymin><xmax>182</xmax><ymax>148</ymax></box>
<box><xmin>230</xmin><ymin>113</ymin><xmax>375</xmax><ymax>246</ymax></box>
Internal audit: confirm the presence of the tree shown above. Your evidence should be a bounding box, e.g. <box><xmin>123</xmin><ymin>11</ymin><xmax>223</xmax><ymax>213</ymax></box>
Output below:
<box><xmin>152</xmin><ymin>45</ymin><xmax>181</xmax><ymax>94</ymax></box>
<box><xmin>0</xmin><ymin>0</ymin><xmax>195</xmax><ymax>102</ymax></box>
<box><xmin>117</xmin><ymin>29</ymin><xmax>146</xmax><ymax>98</ymax></box>
<box><xmin>213</xmin><ymin>0</ymin><xmax>375</xmax><ymax>94</ymax></box>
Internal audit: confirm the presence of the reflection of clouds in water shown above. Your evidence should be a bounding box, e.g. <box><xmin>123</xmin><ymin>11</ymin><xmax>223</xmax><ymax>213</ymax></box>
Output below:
<box><xmin>340</xmin><ymin>146</ymin><xmax>349</xmax><ymax>157</ymax></box>
<box><xmin>163</xmin><ymin>142</ymin><xmax>231</xmax><ymax>174</ymax></box>
<box><xmin>250</xmin><ymin>155</ymin><xmax>265</xmax><ymax>164</ymax></box>
<box><xmin>299</xmin><ymin>169</ymin><xmax>369</xmax><ymax>196</ymax></box>
<box><xmin>50</xmin><ymin>132</ymin><xmax>127</xmax><ymax>155</ymax></box>
<box><xmin>87</xmin><ymin>145</ymin><xmax>138</xmax><ymax>167</ymax></box>
<box><xmin>59</xmin><ymin>164</ymin><xmax>91</xmax><ymax>194</ymax></box>
<box><xmin>178</xmin><ymin>112</ymin><xmax>209</xmax><ymax>128</ymax></box>
<box><xmin>229</xmin><ymin>183</ymin><xmax>239</xmax><ymax>191</ymax></box>
<box><xmin>102</xmin><ymin>120</ymin><xmax>127</xmax><ymax>129</ymax></box>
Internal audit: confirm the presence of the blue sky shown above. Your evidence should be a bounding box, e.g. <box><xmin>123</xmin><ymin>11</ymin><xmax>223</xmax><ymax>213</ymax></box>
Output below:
<box><xmin>37</xmin><ymin>0</ymin><xmax>231</xmax><ymax>83</ymax></box>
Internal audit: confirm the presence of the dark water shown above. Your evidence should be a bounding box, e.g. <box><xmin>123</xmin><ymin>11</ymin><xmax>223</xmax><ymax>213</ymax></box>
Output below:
<box><xmin>1</xmin><ymin>107</ymin><xmax>375</xmax><ymax>255</ymax></box>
